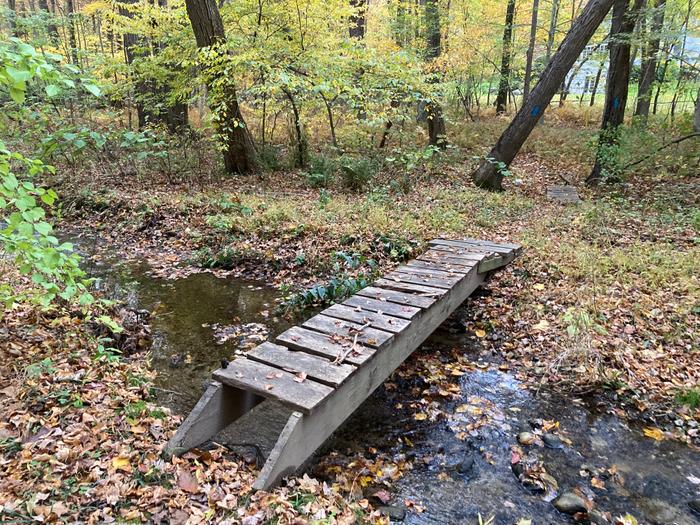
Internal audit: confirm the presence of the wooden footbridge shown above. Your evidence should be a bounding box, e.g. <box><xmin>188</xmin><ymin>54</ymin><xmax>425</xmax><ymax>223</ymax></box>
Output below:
<box><xmin>166</xmin><ymin>238</ymin><xmax>521</xmax><ymax>489</ymax></box>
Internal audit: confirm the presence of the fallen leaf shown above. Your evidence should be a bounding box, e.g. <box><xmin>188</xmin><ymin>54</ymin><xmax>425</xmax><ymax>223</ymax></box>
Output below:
<box><xmin>178</xmin><ymin>470</ymin><xmax>199</xmax><ymax>493</ymax></box>
<box><xmin>112</xmin><ymin>456</ymin><xmax>132</xmax><ymax>472</ymax></box>
<box><xmin>475</xmin><ymin>329</ymin><xmax>486</xmax><ymax>338</ymax></box>
<box><xmin>643</xmin><ymin>427</ymin><xmax>664</xmax><ymax>441</ymax></box>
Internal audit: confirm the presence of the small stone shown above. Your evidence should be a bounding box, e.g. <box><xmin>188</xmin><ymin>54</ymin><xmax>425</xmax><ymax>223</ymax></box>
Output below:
<box><xmin>689</xmin><ymin>499</ymin><xmax>700</xmax><ymax>516</ymax></box>
<box><xmin>518</xmin><ymin>431</ymin><xmax>536</xmax><ymax>445</ymax></box>
<box><xmin>553</xmin><ymin>492</ymin><xmax>588</xmax><ymax>515</ymax></box>
<box><xmin>447</xmin><ymin>454</ymin><xmax>475</xmax><ymax>475</ymax></box>
<box><xmin>543</xmin><ymin>433</ymin><xmax>565</xmax><ymax>449</ymax></box>
<box><xmin>376</xmin><ymin>505</ymin><xmax>406</xmax><ymax>521</ymax></box>
<box><xmin>457</xmin><ymin>455</ymin><xmax>475</xmax><ymax>474</ymax></box>
<box><xmin>589</xmin><ymin>509</ymin><xmax>609</xmax><ymax>524</ymax></box>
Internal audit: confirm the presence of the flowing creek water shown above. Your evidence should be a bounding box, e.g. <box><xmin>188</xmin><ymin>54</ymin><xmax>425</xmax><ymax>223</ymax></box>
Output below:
<box><xmin>88</xmin><ymin>255</ymin><xmax>699</xmax><ymax>525</ymax></box>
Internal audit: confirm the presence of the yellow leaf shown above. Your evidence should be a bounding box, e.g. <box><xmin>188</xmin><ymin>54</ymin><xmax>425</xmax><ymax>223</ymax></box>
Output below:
<box><xmin>517</xmin><ymin>520</ymin><xmax>532</xmax><ymax>525</ymax></box>
<box><xmin>533</xmin><ymin>319</ymin><xmax>550</xmax><ymax>331</ymax></box>
<box><xmin>475</xmin><ymin>329</ymin><xmax>486</xmax><ymax>338</ymax></box>
<box><xmin>112</xmin><ymin>456</ymin><xmax>131</xmax><ymax>472</ymax></box>
<box><xmin>533</xmin><ymin>283</ymin><xmax>545</xmax><ymax>291</ymax></box>
<box><xmin>643</xmin><ymin>427</ymin><xmax>664</xmax><ymax>441</ymax></box>
<box><xmin>414</xmin><ymin>412</ymin><xmax>428</xmax><ymax>421</ymax></box>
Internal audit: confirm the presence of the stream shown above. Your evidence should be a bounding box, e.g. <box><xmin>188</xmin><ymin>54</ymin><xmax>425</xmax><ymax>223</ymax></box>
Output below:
<box><xmin>88</xmin><ymin>254</ymin><xmax>700</xmax><ymax>525</ymax></box>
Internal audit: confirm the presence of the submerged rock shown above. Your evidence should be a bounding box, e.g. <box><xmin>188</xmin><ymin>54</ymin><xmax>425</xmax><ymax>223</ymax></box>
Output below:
<box><xmin>552</xmin><ymin>492</ymin><xmax>588</xmax><ymax>515</ymax></box>
<box><xmin>588</xmin><ymin>509</ymin><xmax>609</xmax><ymax>524</ymax></box>
<box><xmin>376</xmin><ymin>505</ymin><xmax>406</xmax><ymax>521</ymax></box>
<box><xmin>688</xmin><ymin>499</ymin><xmax>700</xmax><ymax>515</ymax></box>
<box><xmin>518</xmin><ymin>431</ymin><xmax>536</xmax><ymax>445</ymax></box>
<box><xmin>543</xmin><ymin>433</ymin><xmax>565</xmax><ymax>449</ymax></box>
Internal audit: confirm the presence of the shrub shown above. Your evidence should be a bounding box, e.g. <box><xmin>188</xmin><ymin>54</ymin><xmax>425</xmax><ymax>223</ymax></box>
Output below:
<box><xmin>304</xmin><ymin>154</ymin><xmax>336</xmax><ymax>188</ymax></box>
<box><xmin>340</xmin><ymin>157</ymin><xmax>375</xmax><ymax>191</ymax></box>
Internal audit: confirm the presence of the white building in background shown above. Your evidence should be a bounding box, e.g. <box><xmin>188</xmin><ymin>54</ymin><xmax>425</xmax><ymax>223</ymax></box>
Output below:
<box><xmin>565</xmin><ymin>34</ymin><xmax>700</xmax><ymax>100</ymax></box>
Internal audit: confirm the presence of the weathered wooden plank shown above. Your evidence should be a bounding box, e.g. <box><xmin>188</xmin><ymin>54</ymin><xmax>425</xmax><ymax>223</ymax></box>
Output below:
<box><xmin>213</xmin><ymin>358</ymin><xmax>334</xmax><ymax>413</ymax></box>
<box><xmin>406</xmin><ymin>259</ymin><xmax>471</xmax><ymax>274</ymax></box>
<box><xmin>373</xmin><ymin>278</ymin><xmax>448</xmax><ymax>297</ymax></box>
<box><xmin>429</xmin><ymin>238</ymin><xmax>519</xmax><ymax>255</ymax></box>
<box><xmin>322</xmin><ymin>303</ymin><xmax>410</xmax><ymax>334</ymax></box>
<box><xmin>344</xmin><ymin>294</ymin><xmax>422</xmax><ymax>318</ymax></box>
<box><xmin>303</xmin><ymin>314</ymin><xmax>393</xmax><ymax>348</ymax></box>
<box><xmin>394</xmin><ymin>263</ymin><xmax>464</xmax><ymax>281</ymax></box>
<box><xmin>386</xmin><ymin>271</ymin><xmax>456</xmax><ymax>290</ymax></box>
<box><xmin>277</xmin><ymin>326</ymin><xmax>375</xmax><ymax>366</ymax></box>
<box><xmin>247</xmin><ymin>342</ymin><xmax>355</xmax><ymax>387</ymax></box>
<box><xmin>254</xmin><ymin>259</ymin><xmax>489</xmax><ymax>490</ymax></box>
<box><xmin>427</xmin><ymin>244</ymin><xmax>494</xmax><ymax>259</ymax></box>
<box><xmin>358</xmin><ymin>285</ymin><xmax>439</xmax><ymax>308</ymax></box>
<box><xmin>419</xmin><ymin>251</ymin><xmax>483</xmax><ymax>266</ymax></box>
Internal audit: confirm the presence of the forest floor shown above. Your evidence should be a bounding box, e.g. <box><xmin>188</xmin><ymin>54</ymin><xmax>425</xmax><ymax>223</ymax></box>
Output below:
<box><xmin>1</xmin><ymin>114</ymin><xmax>699</xmax><ymax>523</ymax></box>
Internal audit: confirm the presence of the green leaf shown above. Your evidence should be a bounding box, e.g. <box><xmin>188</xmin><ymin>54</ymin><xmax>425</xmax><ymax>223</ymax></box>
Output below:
<box><xmin>9</xmin><ymin>86</ymin><xmax>25</xmax><ymax>104</ymax></box>
<box><xmin>83</xmin><ymin>83</ymin><xmax>101</xmax><ymax>97</ymax></box>
<box><xmin>34</xmin><ymin>222</ymin><xmax>52</xmax><ymax>236</ymax></box>
<box><xmin>45</xmin><ymin>84</ymin><xmax>60</xmax><ymax>97</ymax></box>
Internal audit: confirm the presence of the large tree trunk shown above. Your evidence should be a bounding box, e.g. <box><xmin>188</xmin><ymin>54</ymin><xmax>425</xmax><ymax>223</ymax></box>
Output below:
<box><xmin>349</xmin><ymin>0</ymin><xmax>366</xmax><ymax>38</ymax></box>
<box><xmin>425</xmin><ymin>0</ymin><xmax>447</xmax><ymax>147</ymax></box>
<box><xmin>587</xmin><ymin>0</ymin><xmax>643</xmax><ymax>185</ymax></box>
<box><xmin>472</xmin><ymin>0</ymin><xmax>616</xmax><ymax>191</ymax></box>
<box><xmin>495</xmin><ymin>0</ymin><xmax>516</xmax><ymax>114</ymax></box>
<box><xmin>634</xmin><ymin>0</ymin><xmax>665</xmax><ymax>119</ymax></box>
<box><xmin>523</xmin><ymin>0</ymin><xmax>540</xmax><ymax>101</ymax></box>
<box><xmin>184</xmin><ymin>0</ymin><xmax>258</xmax><ymax>173</ymax></box>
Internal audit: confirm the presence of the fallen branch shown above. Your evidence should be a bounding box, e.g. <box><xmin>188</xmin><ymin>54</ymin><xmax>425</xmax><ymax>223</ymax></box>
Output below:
<box><xmin>622</xmin><ymin>132</ymin><xmax>700</xmax><ymax>170</ymax></box>
<box><xmin>334</xmin><ymin>321</ymin><xmax>371</xmax><ymax>365</ymax></box>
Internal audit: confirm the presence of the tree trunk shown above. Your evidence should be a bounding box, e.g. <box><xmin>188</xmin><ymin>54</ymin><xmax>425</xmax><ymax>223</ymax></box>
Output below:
<box><xmin>66</xmin><ymin>0</ymin><xmax>79</xmax><ymax>65</ymax></box>
<box><xmin>425</xmin><ymin>0</ymin><xmax>447</xmax><ymax>147</ymax></box>
<box><xmin>472</xmin><ymin>0</ymin><xmax>616</xmax><ymax>191</ymax></box>
<box><xmin>546</xmin><ymin>0</ymin><xmax>560</xmax><ymax>60</ymax></box>
<box><xmin>589</xmin><ymin>57</ymin><xmax>605</xmax><ymax>105</ymax></box>
<box><xmin>587</xmin><ymin>0</ymin><xmax>643</xmax><ymax>185</ymax></box>
<box><xmin>495</xmin><ymin>0</ymin><xmax>516</xmax><ymax>114</ymax></box>
<box><xmin>523</xmin><ymin>0</ymin><xmax>540</xmax><ymax>101</ymax></box>
<box><xmin>283</xmin><ymin>89</ymin><xmax>307</xmax><ymax>168</ymax></box>
<box><xmin>184</xmin><ymin>0</ymin><xmax>258</xmax><ymax>173</ymax></box>
<box><xmin>349</xmin><ymin>0</ymin><xmax>366</xmax><ymax>38</ymax></box>
<box><xmin>694</xmin><ymin>87</ymin><xmax>700</xmax><ymax>132</ymax></box>
<box><xmin>635</xmin><ymin>0</ymin><xmax>665</xmax><ymax>119</ymax></box>
<box><xmin>7</xmin><ymin>0</ymin><xmax>18</xmax><ymax>37</ymax></box>
<box><xmin>38</xmin><ymin>0</ymin><xmax>59</xmax><ymax>44</ymax></box>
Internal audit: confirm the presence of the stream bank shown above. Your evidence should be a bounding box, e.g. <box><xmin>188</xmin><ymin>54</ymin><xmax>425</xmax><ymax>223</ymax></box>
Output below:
<box><xmin>93</xmin><ymin>255</ymin><xmax>700</xmax><ymax>524</ymax></box>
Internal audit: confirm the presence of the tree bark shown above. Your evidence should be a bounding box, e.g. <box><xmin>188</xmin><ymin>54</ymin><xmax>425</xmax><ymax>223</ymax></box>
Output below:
<box><xmin>587</xmin><ymin>0</ymin><xmax>643</xmax><ymax>185</ymax></box>
<box><xmin>634</xmin><ymin>0</ymin><xmax>665</xmax><ymax>119</ymax></box>
<box><xmin>546</xmin><ymin>0</ymin><xmax>560</xmax><ymax>60</ymax></box>
<box><xmin>425</xmin><ymin>0</ymin><xmax>447</xmax><ymax>147</ymax></box>
<box><xmin>694</xmin><ymin>87</ymin><xmax>700</xmax><ymax>132</ymax></box>
<box><xmin>38</xmin><ymin>0</ymin><xmax>59</xmax><ymax>44</ymax></box>
<box><xmin>7</xmin><ymin>0</ymin><xmax>18</xmax><ymax>37</ymax></box>
<box><xmin>184</xmin><ymin>0</ymin><xmax>258</xmax><ymax>173</ymax></box>
<box><xmin>523</xmin><ymin>0</ymin><xmax>540</xmax><ymax>101</ymax></box>
<box><xmin>66</xmin><ymin>0</ymin><xmax>79</xmax><ymax>65</ymax></box>
<box><xmin>349</xmin><ymin>0</ymin><xmax>366</xmax><ymax>38</ymax></box>
<box><xmin>495</xmin><ymin>0</ymin><xmax>516</xmax><ymax>114</ymax></box>
<box><xmin>471</xmin><ymin>0</ymin><xmax>616</xmax><ymax>190</ymax></box>
<box><xmin>589</xmin><ymin>57</ymin><xmax>605</xmax><ymax>105</ymax></box>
